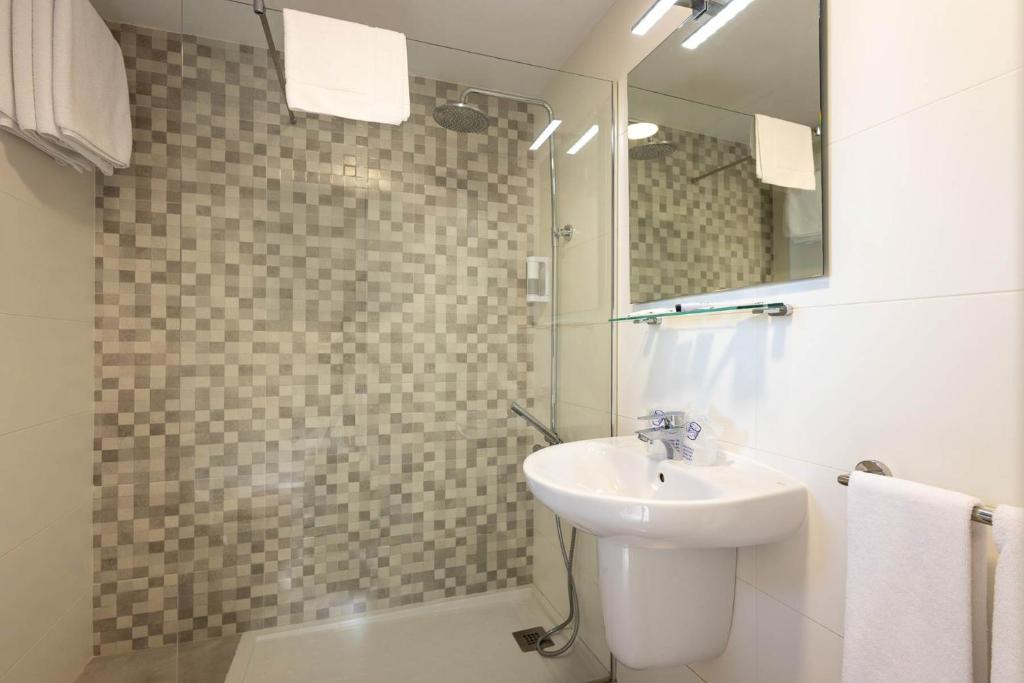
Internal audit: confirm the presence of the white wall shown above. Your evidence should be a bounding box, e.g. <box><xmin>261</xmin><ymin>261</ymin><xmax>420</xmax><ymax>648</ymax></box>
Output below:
<box><xmin>0</xmin><ymin>135</ymin><xmax>95</xmax><ymax>683</ymax></box>
<box><xmin>535</xmin><ymin>0</ymin><xmax>1024</xmax><ymax>681</ymax></box>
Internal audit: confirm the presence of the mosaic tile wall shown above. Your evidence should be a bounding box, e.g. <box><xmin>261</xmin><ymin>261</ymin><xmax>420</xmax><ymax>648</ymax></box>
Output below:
<box><xmin>94</xmin><ymin>23</ymin><xmax>539</xmax><ymax>655</ymax></box>
<box><xmin>629</xmin><ymin>125</ymin><xmax>773</xmax><ymax>303</ymax></box>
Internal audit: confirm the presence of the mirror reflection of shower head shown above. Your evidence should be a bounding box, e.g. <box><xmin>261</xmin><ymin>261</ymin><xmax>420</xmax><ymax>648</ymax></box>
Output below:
<box><xmin>432</xmin><ymin>102</ymin><xmax>491</xmax><ymax>134</ymax></box>
<box><xmin>629</xmin><ymin>140</ymin><xmax>677</xmax><ymax>160</ymax></box>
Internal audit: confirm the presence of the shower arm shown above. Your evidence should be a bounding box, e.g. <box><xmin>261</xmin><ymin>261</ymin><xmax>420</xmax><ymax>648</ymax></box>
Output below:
<box><xmin>459</xmin><ymin>87</ymin><xmax>561</xmax><ymax>433</ymax></box>
<box><xmin>459</xmin><ymin>87</ymin><xmax>555</xmax><ymax>122</ymax></box>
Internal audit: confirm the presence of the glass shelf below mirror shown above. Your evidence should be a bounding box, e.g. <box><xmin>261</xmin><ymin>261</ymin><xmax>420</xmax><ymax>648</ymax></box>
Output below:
<box><xmin>609</xmin><ymin>302</ymin><xmax>791</xmax><ymax>325</ymax></box>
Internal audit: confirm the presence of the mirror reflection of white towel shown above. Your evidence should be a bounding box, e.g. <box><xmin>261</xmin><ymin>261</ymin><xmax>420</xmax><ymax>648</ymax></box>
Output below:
<box><xmin>773</xmin><ymin>168</ymin><xmax>822</xmax><ymax>241</ymax></box>
<box><xmin>754</xmin><ymin>113</ymin><xmax>815</xmax><ymax>190</ymax></box>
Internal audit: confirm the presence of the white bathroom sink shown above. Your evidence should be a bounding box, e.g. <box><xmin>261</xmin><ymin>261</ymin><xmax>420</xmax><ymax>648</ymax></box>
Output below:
<box><xmin>525</xmin><ymin>436</ymin><xmax>807</xmax><ymax>668</ymax></box>
<box><xmin>524</xmin><ymin>435</ymin><xmax>806</xmax><ymax>549</ymax></box>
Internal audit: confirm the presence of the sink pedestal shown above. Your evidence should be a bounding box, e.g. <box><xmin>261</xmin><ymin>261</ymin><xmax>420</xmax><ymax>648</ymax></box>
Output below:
<box><xmin>598</xmin><ymin>539</ymin><xmax>736</xmax><ymax>670</ymax></box>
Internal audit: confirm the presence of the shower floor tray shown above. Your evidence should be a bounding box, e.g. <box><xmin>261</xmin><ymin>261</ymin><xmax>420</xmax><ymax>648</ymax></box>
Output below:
<box><xmin>224</xmin><ymin>587</ymin><xmax>607</xmax><ymax>683</ymax></box>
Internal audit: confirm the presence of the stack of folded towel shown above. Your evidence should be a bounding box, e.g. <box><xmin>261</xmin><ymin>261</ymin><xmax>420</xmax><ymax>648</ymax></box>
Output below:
<box><xmin>1</xmin><ymin>0</ymin><xmax>131</xmax><ymax>174</ymax></box>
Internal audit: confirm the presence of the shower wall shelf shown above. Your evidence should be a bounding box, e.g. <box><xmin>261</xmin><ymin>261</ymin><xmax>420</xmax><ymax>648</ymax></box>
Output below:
<box><xmin>610</xmin><ymin>302</ymin><xmax>791</xmax><ymax>325</ymax></box>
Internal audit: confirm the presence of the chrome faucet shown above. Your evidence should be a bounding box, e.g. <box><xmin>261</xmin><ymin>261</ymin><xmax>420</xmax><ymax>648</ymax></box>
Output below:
<box><xmin>636</xmin><ymin>410</ymin><xmax>687</xmax><ymax>459</ymax></box>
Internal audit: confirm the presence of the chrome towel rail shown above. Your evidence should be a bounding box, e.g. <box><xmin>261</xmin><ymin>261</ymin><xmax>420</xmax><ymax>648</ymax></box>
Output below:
<box><xmin>838</xmin><ymin>460</ymin><xmax>995</xmax><ymax>526</ymax></box>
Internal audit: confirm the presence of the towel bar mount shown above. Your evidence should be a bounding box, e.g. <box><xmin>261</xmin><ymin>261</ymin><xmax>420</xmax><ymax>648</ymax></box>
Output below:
<box><xmin>837</xmin><ymin>460</ymin><xmax>995</xmax><ymax>526</ymax></box>
<box><xmin>253</xmin><ymin>0</ymin><xmax>297</xmax><ymax>124</ymax></box>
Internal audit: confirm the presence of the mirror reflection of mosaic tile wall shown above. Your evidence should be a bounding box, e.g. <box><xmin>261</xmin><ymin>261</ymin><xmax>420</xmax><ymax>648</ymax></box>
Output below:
<box><xmin>94</xmin><ymin>23</ymin><xmax>539</xmax><ymax>655</ymax></box>
<box><xmin>629</xmin><ymin>125</ymin><xmax>773</xmax><ymax>303</ymax></box>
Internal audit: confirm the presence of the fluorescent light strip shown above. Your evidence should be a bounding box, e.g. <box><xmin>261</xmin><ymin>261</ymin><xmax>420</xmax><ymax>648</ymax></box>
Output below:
<box><xmin>566</xmin><ymin>125</ymin><xmax>599</xmax><ymax>155</ymax></box>
<box><xmin>682</xmin><ymin>0</ymin><xmax>756</xmax><ymax>49</ymax></box>
<box><xmin>529</xmin><ymin>119</ymin><xmax>562</xmax><ymax>151</ymax></box>
<box><xmin>631</xmin><ymin>0</ymin><xmax>678</xmax><ymax>35</ymax></box>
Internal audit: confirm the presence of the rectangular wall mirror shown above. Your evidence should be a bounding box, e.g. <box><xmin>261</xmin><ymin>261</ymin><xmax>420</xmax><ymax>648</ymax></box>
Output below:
<box><xmin>627</xmin><ymin>0</ymin><xmax>825</xmax><ymax>304</ymax></box>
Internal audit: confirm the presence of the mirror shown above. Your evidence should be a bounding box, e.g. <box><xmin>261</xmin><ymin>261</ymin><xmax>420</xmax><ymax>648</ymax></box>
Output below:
<box><xmin>627</xmin><ymin>0</ymin><xmax>825</xmax><ymax>304</ymax></box>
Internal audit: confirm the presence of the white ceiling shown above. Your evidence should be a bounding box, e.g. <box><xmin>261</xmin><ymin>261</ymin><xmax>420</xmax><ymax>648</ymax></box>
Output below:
<box><xmin>90</xmin><ymin>0</ymin><xmax>619</xmax><ymax>71</ymax></box>
<box><xmin>628</xmin><ymin>0</ymin><xmax>821</xmax><ymax>136</ymax></box>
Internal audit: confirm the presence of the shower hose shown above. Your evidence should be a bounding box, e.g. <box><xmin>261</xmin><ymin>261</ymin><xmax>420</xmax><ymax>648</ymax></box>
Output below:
<box><xmin>536</xmin><ymin>514</ymin><xmax>580</xmax><ymax>657</ymax></box>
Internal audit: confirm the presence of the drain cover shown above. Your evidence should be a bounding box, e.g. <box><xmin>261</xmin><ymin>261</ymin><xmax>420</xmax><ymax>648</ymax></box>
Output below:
<box><xmin>512</xmin><ymin>626</ymin><xmax>553</xmax><ymax>653</ymax></box>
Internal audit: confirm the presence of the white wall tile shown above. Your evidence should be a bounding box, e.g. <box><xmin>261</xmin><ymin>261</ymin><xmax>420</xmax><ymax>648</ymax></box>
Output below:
<box><xmin>691</xmin><ymin>579</ymin><xmax>757</xmax><ymax>683</ymax></box>
<box><xmin>750</xmin><ymin>450</ymin><xmax>848</xmax><ymax>635</ymax></box>
<box><xmin>0</xmin><ymin>413</ymin><xmax>92</xmax><ymax>559</ymax></box>
<box><xmin>557</xmin><ymin>323</ymin><xmax>613</xmax><ymax>412</ymax></box>
<box><xmin>0</xmin><ymin>120</ymin><xmax>94</xmax><ymax>683</ymax></box>
<box><xmin>0</xmin><ymin>190</ymin><xmax>94</xmax><ymax>322</ymax></box>
<box><xmin>755</xmin><ymin>591</ymin><xmax>843</xmax><ymax>683</ymax></box>
<box><xmin>0</xmin><ymin>315</ymin><xmax>92</xmax><ymax>436</ymax></box>
<box><xmin>0</xmin><ymin>502</ymin><xmax>91</xmax><ymax>677</ymax></box>
<box><xmin>0</xmin><ymin>135</ymin><xmax>94</xmax><ymax>218</ymax></box>
<box><xmin>827</xmin><ymin>68</ymin><xmax>1024</xmax><ymax>305</ymax></box>
<box><xmin>557</xmin><ymin>233</ymin><xmax>615</xmax><ymax>325</ymax></box>
<box><xmin>555</xmin><ymin>401</ymin><xmax>614</xmax><ymax>442</ymax></box>
<box><xmin>617</xmin><ymin>315</ymin><xmax>764</xmax><ymax>448</ymax></box>
<box><xmin>736</xmin><ymin>547</ymin><xmax>755</xmax><ymax>586</ymax></box>
<box><xmin>756</xmin><ymin>292</ymin><xmax>1024</xmax><ymax>507</ymax></box>
<box><xmin>828</xmin><ymin>0</ymin><xmax>1023</xmax><ymax>141</ymax></box>
<box><xmin>0</xmin><ymin>594</ymin><xmax>91</xmax><ymax>683</ymax></box>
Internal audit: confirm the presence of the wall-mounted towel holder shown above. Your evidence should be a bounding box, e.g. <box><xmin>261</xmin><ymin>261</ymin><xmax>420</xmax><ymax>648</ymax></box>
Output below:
<box><xmin>253</xmin><ymin>0</ymin><xmax>297</xmax><ymax>124</ymax></box>
<box><xmin>837</xmin><ymin>460</ymin><xmax>995</xmax><ymax>526</ymax></box>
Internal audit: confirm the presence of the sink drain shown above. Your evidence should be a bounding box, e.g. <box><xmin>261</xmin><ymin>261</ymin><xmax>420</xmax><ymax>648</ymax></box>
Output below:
<box><xmin>512</xmin><ymin>626</ymin><xmax>554</xmax><ymax>653</ymax></box>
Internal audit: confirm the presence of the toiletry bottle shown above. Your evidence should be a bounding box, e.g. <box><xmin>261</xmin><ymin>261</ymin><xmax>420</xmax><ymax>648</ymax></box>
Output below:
<box><xmin>680</xmin><ymin>414</ymin><xmax>718</xmax><ymax>466</ymax></box>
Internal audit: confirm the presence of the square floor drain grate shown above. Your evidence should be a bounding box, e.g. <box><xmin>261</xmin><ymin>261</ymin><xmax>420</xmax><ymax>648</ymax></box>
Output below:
<box><xmin>512</xmin><ymin>626</ymin><xmax>553</xmax><ymax>653</ymax></box>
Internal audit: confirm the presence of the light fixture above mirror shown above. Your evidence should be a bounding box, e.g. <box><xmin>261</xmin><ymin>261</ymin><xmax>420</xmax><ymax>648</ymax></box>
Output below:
<box><xmin>681</xmin><ymin>0</ymin><xmax>757</xmax><ymax>49</ymax></box>
<box><xmin>631</xmin><ymin>0</ymin><xmax>758</xmax><ymax>50</ymax></box>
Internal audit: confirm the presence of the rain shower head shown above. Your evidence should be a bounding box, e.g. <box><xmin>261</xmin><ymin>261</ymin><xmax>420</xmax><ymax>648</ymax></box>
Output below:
<box><xmin>432</xmin><ymin>102</ymin><xmax>490</xmax><ymax>134</ymax></box>
<box><xmin>629</xmin><ymin>140</ymin><xmax>677</xmax><ymax>161</ymax></box>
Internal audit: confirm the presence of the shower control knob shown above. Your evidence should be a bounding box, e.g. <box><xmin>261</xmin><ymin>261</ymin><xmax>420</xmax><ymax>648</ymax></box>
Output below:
<box><xmin>555</xmin><ymin>224</ymin><xmax>576</xmax><ymax>241</ymax></box>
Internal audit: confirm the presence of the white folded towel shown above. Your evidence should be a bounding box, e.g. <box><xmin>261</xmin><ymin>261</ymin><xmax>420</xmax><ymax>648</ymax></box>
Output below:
<box><xmin>283</xmin><ymin>8</ymin><xmax>410</xmax><ymax>126</ymax></box>
<box><xmin>10</xmin><ymin>0</ymin><xmax>89</xmax><ymax>169</ymax></box>
<box><xmin>991</xmin><ymin>505</ymin><xmax>1024</xmax><ymax>683</ymax></box>
<box><xmin>11</xmin><ymin>0</ymin><xmax>37</xmax><ymax>131</ymax></box>
<box><xmin>842</xmin><ymin>472</ymin><xmax>988</xmax><ymax>683</ymax></box>
<box><xmin>753</xmin><ymin>114</ymin><xmax>816</xmax><ymax>190</ymax></box>
<box><xmin>1</xmin><ymin>0</ymin><xmax>19</xmax><ymax>132</ymax></box>
<box><xmin>772</xmin><ymin>175</ymin><xmax>822</xmax><ymax>243</ymax></box>
<box><xmin>33</xmin><ymin>0</ymin><xmax>100</xmax><ymax>171</ymax></box>
<box><xmin>52</xmin><ymin>0</ymin><xmax>131</xmax><ymax>173</ymax></box>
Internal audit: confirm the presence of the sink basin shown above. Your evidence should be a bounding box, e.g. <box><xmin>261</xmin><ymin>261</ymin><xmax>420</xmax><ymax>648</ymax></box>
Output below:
<box><xmin>523</xmin><ymin>436</ymin><xmax>807</xmax><ymax>670</ymax></box>
<box><xmin>524</xmin><ymin>435</ymin><xmax>806</xmax><ymax>549</ymax></box>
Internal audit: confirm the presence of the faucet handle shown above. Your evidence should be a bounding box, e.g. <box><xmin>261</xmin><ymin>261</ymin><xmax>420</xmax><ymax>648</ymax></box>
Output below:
<box><xmin>637</xmin><ymin>410</ymin><xmax>687</xmax><ymax>429</ymax></box>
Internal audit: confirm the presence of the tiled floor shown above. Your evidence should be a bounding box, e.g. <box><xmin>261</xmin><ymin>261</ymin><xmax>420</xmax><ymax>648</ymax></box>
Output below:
<box><xmin>75</xmin><ymin>635</ymin><xmax>241</xmax><ymax>683</ymax></box>
<box><xmin>74</xmin><ymin>588</ymin><xmax>607</xmax><ymax>683</ymax></box>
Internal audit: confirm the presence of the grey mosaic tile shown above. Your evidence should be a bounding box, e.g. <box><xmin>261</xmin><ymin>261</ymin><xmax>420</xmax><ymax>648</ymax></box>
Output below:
<box><xmin>629</xmin><ymin>125</ymin><xmax>773</xmax><ymax>302</ymax></box>
<box><xmin>96</xmin><ymin>24</ymin><xmax>538</xmax><ymax>655</ymax></box>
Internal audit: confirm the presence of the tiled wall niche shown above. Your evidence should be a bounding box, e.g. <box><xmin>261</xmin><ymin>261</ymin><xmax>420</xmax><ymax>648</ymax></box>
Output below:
<box><xmin>629</xmin><ymin>125</ymin><xmax>773</xmax><ymax>303</ymax></box>
<box><xmin>94</xmin><ymin>23</ymin><xmax>542</xmax><ymax>655</ymax></box>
